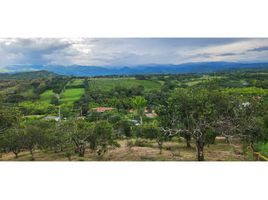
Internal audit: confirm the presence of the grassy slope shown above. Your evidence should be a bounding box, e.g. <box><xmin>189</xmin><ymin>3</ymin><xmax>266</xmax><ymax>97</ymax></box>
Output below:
<box><xmin>38</xmin><ymin>79</ymin><xmax>85</xmax><ymax>105</ymax></box>
<box><xmin>39</xmin><ymin>90</ymin><xmax>54</xmax><ymax>103</ymax></box>
<box><xmin>68</xmin><ymin>79</ymin><xmax>84</xmax><ymax>86</ymax></box>
<box><xmin>60</xmin><ymin>88</ymin><xmax>85</xmax><ymax>104</ymax></box>
<box><xmin>90</xmin><ymin>77</ymin><xmax>162</xmax><ymax>91</ymax></box>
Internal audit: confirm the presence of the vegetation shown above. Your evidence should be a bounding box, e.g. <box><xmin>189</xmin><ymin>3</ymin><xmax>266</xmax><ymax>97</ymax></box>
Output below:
<box><xmin>1</xmin><ymin>69</ymin><xmax>268</xmax><ymax>161</ymax></box>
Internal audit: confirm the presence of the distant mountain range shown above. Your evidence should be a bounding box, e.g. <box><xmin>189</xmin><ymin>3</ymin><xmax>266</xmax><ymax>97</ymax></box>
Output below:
<box><xmin>2</xmin><ymin>62</ymin><xmax>268</xmax><ymax>77</ymax></box>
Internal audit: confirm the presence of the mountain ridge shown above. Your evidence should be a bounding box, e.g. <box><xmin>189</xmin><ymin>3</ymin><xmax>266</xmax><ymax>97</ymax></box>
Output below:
<box><xmin>2</xmin><ymin>62</ymin><xmax>268</xmax><ymax>77</ymax></box>
<box><xmin>0</xmin><ymin>70</ymin><xmax>60</xmax><ymax>80</ymax></box>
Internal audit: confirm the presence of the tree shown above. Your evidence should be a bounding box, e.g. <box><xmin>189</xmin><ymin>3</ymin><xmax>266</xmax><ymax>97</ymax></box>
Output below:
<box><xmin>134</xmin><ymin>122</ymin><xmax>168</xmax><ymax>154</ymax></box>
<box><xmin>66</xmin><ymin>120</ymin><xmax>93</xmax><ymax>157</ymax></box>
<box><xmin>90</xmin><ymin>120</ymin><xmax>119</xmax><ymax>156</ymax></box>
<box><xmin>0</xmin><ymin>127</ymin><xmax>24</xmax><ymax>158</ymax></box>
<box><xmin>131</xmin><ymin>96</ymin><xmax>147</xmax><ymax>125</ymax></box>
<box><xmin>157</xmin><ymin>88</ymin><xmax>217</xmax><ymax>161</ymax></box>
<box><xmin>51</xmin><ymin>95</ymin><xmax>60</xmax><ymax>105</ymax></box>
<box><xmin>156</xmin><ymin>89</ymin><xmax>194</xmax><ymax>148</ymax></box>
<box><xmin>114</xmin><ymin>119</ymin><xmax>132</xmax><ymax>137</ymax></box>
<box><xmin>0</xmin><ymin>106</ymin><xmax>20</xmax><ymax>134</ymax></box>
<box><xmin>45</xmin><ymin>121</ymin><xmax>69</xmax><ymax>152</ymax></box>
<box><xmin>232</xmin><ymin>97</ymin><xmax>266</xmax><ymax>150</ymax></box>
<box><xmin>22</xmin><ymin>121</ymin><xmax>49</xmax><ymax>160</ymax></box>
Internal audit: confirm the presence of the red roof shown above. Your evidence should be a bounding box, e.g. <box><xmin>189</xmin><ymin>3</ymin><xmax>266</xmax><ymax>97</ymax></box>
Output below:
<box><xmin>92</xmin><ymin>107</ymin><xmax>114</xmax><ymax>113</ymax></box>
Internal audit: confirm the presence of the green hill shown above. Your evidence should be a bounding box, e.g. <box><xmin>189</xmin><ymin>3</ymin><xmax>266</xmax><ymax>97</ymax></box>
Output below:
<box><xmin>0</xmin><ymin>70</ymin><xmax>61</xmax><ymax>80</ymax></box>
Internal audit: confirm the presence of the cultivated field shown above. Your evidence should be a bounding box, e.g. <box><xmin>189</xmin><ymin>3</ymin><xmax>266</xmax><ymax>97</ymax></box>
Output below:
<box><xmin>60</xmin><ymin>88</ymin><xmax>85</xmax><ymax>104</ymax></box>
<box><xmin>89</xmin><ymin>77</ymin><xmax>162</xmax><ymax>91</ymax></box>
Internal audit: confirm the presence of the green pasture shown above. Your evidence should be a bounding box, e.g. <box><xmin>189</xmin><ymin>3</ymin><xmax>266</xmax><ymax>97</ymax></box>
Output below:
<box><xmin>67</xmin><ymin>79</ymin><xmax>84</xmax><ymax>87</ymax></box>
<box><xmin>89</xmin><ymin>77</ymin><xmax>162</xmax><ymax>91</ymax></box>
<box><xmin>60</xmin><ymin>88</ymin><xmax>85</xmax><ymax>104</ymax></box>
<box><xmin>39</xmin><ymin>90</ymin><xmax>54</xmax><ymax>103</ymax></box>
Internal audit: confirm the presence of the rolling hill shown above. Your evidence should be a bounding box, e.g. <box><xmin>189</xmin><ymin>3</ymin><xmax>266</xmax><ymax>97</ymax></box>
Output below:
<box><xmin>0</xmin><ymin>70</ymin><xmax>61</xmax><ymax>80</ymax></box>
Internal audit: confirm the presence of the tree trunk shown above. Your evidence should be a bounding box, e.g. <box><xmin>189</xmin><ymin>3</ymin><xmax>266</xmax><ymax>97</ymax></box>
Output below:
<box><xmin>158</xmin><ymin>141</ymin><xmax>163</xmax><ymax>154</ymax></box>
<box><xmin>196</xmin><ymin>138</ymin><xmax>205</xmax><ymax>161</ymax></box>
<box><xmin>225</xmin><ymin>136</ymin><xmax>230</xmax><ymax>144</ymax></box>
<box><xmin>30</xmin><ymin>149</ymin><xmax>35</xmax><ymax>161</ymax></box>
<box><xmin>186</xmin><ymin>140</ymin><xmax>191</xmax><ymax>148</ymax></box>
<box><xmin>186</xmin><ymin>137</ymin><xmax>191</xmax><ymax>148</ymax></box>
<box><xmin>183</xmin><ymin>132</ymin><xmax>191</xmax><ymax>148</ymax></box>
<box><xmin>78</xmin><ymin>145</ymin><xmax>85</xmax><ymax>157</ymax></box>
<box><xmin>13</xmin><ymin>151</ymin><xmax>18</xmax><ymax>159</ymax></box>
<box><xmin>140</xmin><ymin>116</ymin><xmax>143</xmax><ymax>125</ymax></box>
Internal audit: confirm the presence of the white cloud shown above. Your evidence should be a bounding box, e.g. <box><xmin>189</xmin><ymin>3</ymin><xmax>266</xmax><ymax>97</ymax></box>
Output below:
<box><xmin>0</xmin><ymin>38</ymin><xmax>268</xmax><ymax>70</ymax></box>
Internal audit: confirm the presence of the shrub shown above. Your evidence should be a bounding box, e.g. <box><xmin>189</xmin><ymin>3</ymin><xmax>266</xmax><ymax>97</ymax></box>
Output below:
<box><xmin>134</xmin><ymin>139</ymin><xmax>152</xmax><ymax>147</ymax></box>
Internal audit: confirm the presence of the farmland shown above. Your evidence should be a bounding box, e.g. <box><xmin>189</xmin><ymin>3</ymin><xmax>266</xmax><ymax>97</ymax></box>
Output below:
<box><xmin>39</xmin><ymin>90</ymin><xmax>54</xmax><ymax>103</ymax></box>
<box><xmin>89</xmin><ymin>77</ymin><xmax>162</xmax><ymax>91</ymax></box>
<box><xmin>60</xmin><ymin>88</ymin><xmax>85</xmax><ymax>104</ymax></box>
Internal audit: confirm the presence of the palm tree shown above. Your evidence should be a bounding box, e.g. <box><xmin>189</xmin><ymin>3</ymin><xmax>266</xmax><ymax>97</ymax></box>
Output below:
<box><xmin>131</xmin><ymin>96</ymin><xmax>147</xmax><ymax>125</ymax></box>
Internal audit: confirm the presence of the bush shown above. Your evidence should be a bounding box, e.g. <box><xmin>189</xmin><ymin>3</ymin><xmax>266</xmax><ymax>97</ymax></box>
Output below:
<box><xmin>108</xmin><ymin>114</ymin><xmax>121</xmax><ymax>124</ymax></box>
<box><xmin>126</xmin><ymin>140</ymin><xmax>135</xmax><ymax>149</ymax></box>
<box><xmin>115</xmin><ymin>119</ymin><xmax>132</xmax><ymax>137</ymax></box>
<box><xmin>133</xmin><ymin>124</ymin><xmax>160</xmax><ymax>139</ymax></box>
<box><xmin>134</xmin><ymin>139</ymin><xmax>152</xmax><ymax>147</ymax></box>
<box><xmin>204</xmin><ymin>129</ymin><xmax>218</xmax><ymax>147</ymax></box>
<box><xmin>87</xmin><ymin>111</ymin><xmax>103</xmax><ymax>122</ymax></box>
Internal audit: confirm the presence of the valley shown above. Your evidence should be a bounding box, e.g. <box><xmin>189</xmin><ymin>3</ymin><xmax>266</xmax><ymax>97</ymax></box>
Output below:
<box><xmin>0</xmin><ymin>68</ymin><xmax>268</xmax><ymax>161</ymax></box>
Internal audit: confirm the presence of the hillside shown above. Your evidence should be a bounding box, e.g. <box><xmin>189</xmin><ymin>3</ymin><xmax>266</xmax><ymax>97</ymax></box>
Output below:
<box><xmin>0</xmin><ymin>70</ymin><xmax>61</xmax><ymax>80</ymax></box>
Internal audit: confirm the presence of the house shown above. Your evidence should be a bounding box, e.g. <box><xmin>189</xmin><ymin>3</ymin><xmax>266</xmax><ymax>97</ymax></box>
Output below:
<box><xmin>92</xmin><ymin>107</ymin><xmax>114</xmax><ymax>113</ymax></box>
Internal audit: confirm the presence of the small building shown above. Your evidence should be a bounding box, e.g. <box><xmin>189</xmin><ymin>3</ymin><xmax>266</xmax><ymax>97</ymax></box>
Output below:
<box><xmin>92</xmin><ymin>107</ymin><xmax>114</xmax><ymax>113</ymax></box>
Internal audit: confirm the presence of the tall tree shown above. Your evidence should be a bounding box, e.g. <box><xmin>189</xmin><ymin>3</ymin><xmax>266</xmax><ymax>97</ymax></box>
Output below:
<box><xmin>0</xmin><ymin>126</ymin><xmax>24</xmax><ymax>158</ymax></box>
<box><xmin>131</xmin><ymin>96</ymin><xmax>147</xmax><ymax>125</ymax></box>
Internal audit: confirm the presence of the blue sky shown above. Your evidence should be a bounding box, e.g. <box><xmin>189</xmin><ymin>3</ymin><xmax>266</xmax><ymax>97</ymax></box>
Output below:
<box><xmin>1</xmin><ymin>38</ymin><xmax>268</xmax><ymax>71</ymax></box>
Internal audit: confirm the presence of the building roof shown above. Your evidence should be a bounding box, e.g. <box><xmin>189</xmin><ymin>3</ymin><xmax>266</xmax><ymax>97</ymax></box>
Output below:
<box><xmin>92</xmin><ymin>107</ymin><xmax>114</xmax><ymax>113</ymax></box>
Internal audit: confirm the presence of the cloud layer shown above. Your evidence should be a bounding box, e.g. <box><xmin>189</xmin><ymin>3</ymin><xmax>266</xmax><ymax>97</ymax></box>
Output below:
<box><xmin>1</xmin><ymin>38</ymin><xmax>268</xmax><ymax>70</ymax></box>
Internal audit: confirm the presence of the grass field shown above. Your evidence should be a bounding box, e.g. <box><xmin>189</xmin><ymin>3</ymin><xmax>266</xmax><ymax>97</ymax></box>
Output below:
<box><xmin>60</xmin><ymin>88</ymin><xmax>85</xmax><ymax>104</ymax></box>
<box><xmin>183</xmin><ymin>75</ymin><xmax>223</xmax><ymax>86</ymax></box>
<box><xmin>89</xmin><ymin>77</ymin><xmax>162</xmax><ymax>91</ymax></box>
<box><xmin>0</xmin><ymin>138</ymin><xmax>246</xmax><ymax>161</ymax></box>
<box><xmin>39</xmin><ymin>89</ymin><xmax>54</xmax><ymax>103</ymax></box>
<box><xmin>67</xmin><ymin>79</ymin><xmax>84</xmax><ymax>87</ymax></box>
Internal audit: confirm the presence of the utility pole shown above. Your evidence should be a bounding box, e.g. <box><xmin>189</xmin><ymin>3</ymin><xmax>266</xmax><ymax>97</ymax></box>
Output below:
<box><xmin>58</xmin><ymin>106</ymin><xmax>61</xmax><ymax>121</ymax></box>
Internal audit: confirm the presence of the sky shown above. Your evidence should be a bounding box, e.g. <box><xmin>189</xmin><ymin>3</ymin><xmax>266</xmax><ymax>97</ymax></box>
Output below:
<box><xmin>1</xmin><ymin>38</ymin><xmax>268</xmax><ymax>71</ymax></box>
